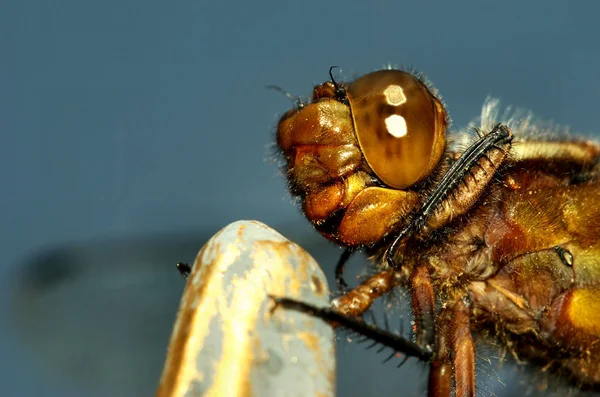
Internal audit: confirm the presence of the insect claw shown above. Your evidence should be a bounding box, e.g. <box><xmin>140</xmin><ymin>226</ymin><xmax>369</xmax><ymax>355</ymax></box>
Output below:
<box><xmin>176</xmin><ymin>262</ymin><xmax>191</xmax><ymax>279</ymax></box>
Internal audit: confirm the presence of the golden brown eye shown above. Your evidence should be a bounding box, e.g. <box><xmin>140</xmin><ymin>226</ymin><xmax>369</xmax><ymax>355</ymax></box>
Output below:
<box><xmin>346</xmin><ymin>70</ymin><xmax>447</xmax><ymax>189</ymax></box>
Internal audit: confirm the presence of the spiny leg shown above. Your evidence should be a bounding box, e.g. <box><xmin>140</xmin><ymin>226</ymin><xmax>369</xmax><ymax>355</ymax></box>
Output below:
<box><xmin>271</xmin><ymin>297</ymin><xmax>432</xmax><ymax>361</ymax></box>
<box><xmin>386</xmin><ymin>123</ymin><xmax>513</xmax><ymax>269</ymax></box>
<box><xmin>272</xmin><ymin>267</ymin><xmax>435</xmax><ymax>361</ymax></box>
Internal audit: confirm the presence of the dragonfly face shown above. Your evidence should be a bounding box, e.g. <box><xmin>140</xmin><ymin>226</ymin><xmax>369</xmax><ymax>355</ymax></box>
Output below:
<box><xmin>275</xmin><ymin>67</ymin><xmax>600</xmax><ymax>396</ymax></box>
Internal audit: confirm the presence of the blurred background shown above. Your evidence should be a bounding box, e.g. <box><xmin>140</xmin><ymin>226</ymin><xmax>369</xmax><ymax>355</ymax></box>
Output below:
<box><xmin>2</xmin><ymin>1</ymin><xmax>600</xmax><ymax>396</ymax></box>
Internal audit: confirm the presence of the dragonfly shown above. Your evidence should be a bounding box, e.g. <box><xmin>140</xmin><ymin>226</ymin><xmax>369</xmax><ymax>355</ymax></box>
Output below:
<box><xmin>272</xmin><ymin>67</ymin><xmax>600</xmax><ymax>396</ymax></box>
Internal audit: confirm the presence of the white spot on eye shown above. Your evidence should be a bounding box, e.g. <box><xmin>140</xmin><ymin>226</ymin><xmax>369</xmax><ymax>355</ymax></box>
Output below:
<box><xmin>385</xmin><ymin>115</ymin><xmax>407</xmax><ymax>138</ymax></box>
<box><xmin>383</xmin><ymin>85</ymin><xmax>406</xmax><ymax>106</ymax></box>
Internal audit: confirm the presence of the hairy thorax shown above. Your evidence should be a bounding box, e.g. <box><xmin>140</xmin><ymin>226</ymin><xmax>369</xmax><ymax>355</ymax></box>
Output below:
<box><xmin>413</xmin><ymin>166</ymin><xmax>600</xmax><ymax>383</ymax></box>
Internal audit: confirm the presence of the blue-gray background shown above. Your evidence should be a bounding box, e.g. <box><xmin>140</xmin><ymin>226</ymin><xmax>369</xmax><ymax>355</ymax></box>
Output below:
<box><xmin>2</xmin><ymin>1</ymin><xmax>599</xmax><ymax>396</ymax></box>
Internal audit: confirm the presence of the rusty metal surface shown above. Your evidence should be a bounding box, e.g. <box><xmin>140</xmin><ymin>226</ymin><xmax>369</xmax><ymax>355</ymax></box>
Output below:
<box><xmin>155</xmin><ymin>220</ymin><xmax>335</xmax><ymax>397</ymax></box>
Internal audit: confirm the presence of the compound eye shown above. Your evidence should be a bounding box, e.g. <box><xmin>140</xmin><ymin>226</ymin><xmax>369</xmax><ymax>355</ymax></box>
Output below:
<box><xmin>346</xmin><ymin>70</ymin><xmax>447</xmax><ymax>189</ymax></box>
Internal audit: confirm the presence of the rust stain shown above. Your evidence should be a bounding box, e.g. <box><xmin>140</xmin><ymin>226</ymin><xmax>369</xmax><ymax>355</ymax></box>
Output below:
<box><xmin>236</xmin><ymin>222</ymin><xmax>247</xmax><ymax>240</ymax></box>
<box><xmin>253</xmin><ymin>240</ymin><xmax>302</xmax><ymax>296</ymax></box>
<box><xmin>156</xmin><ymin>237</ymin><xmax>241</xmax><ymax>397</ymax></box>
<box><xmin>296</xmin><ymin>331</ymin><xmax>319</xmax><ymax>353</ymax></box>
<box><xmin>310</xmin><ymin>273</ymin><xmax>325</xmax><ymax>297</ymax></box>
<box><xmin>156</xmin><ymin>242</ymin><xmax>216</xmax><ymax>396</ymax></box>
